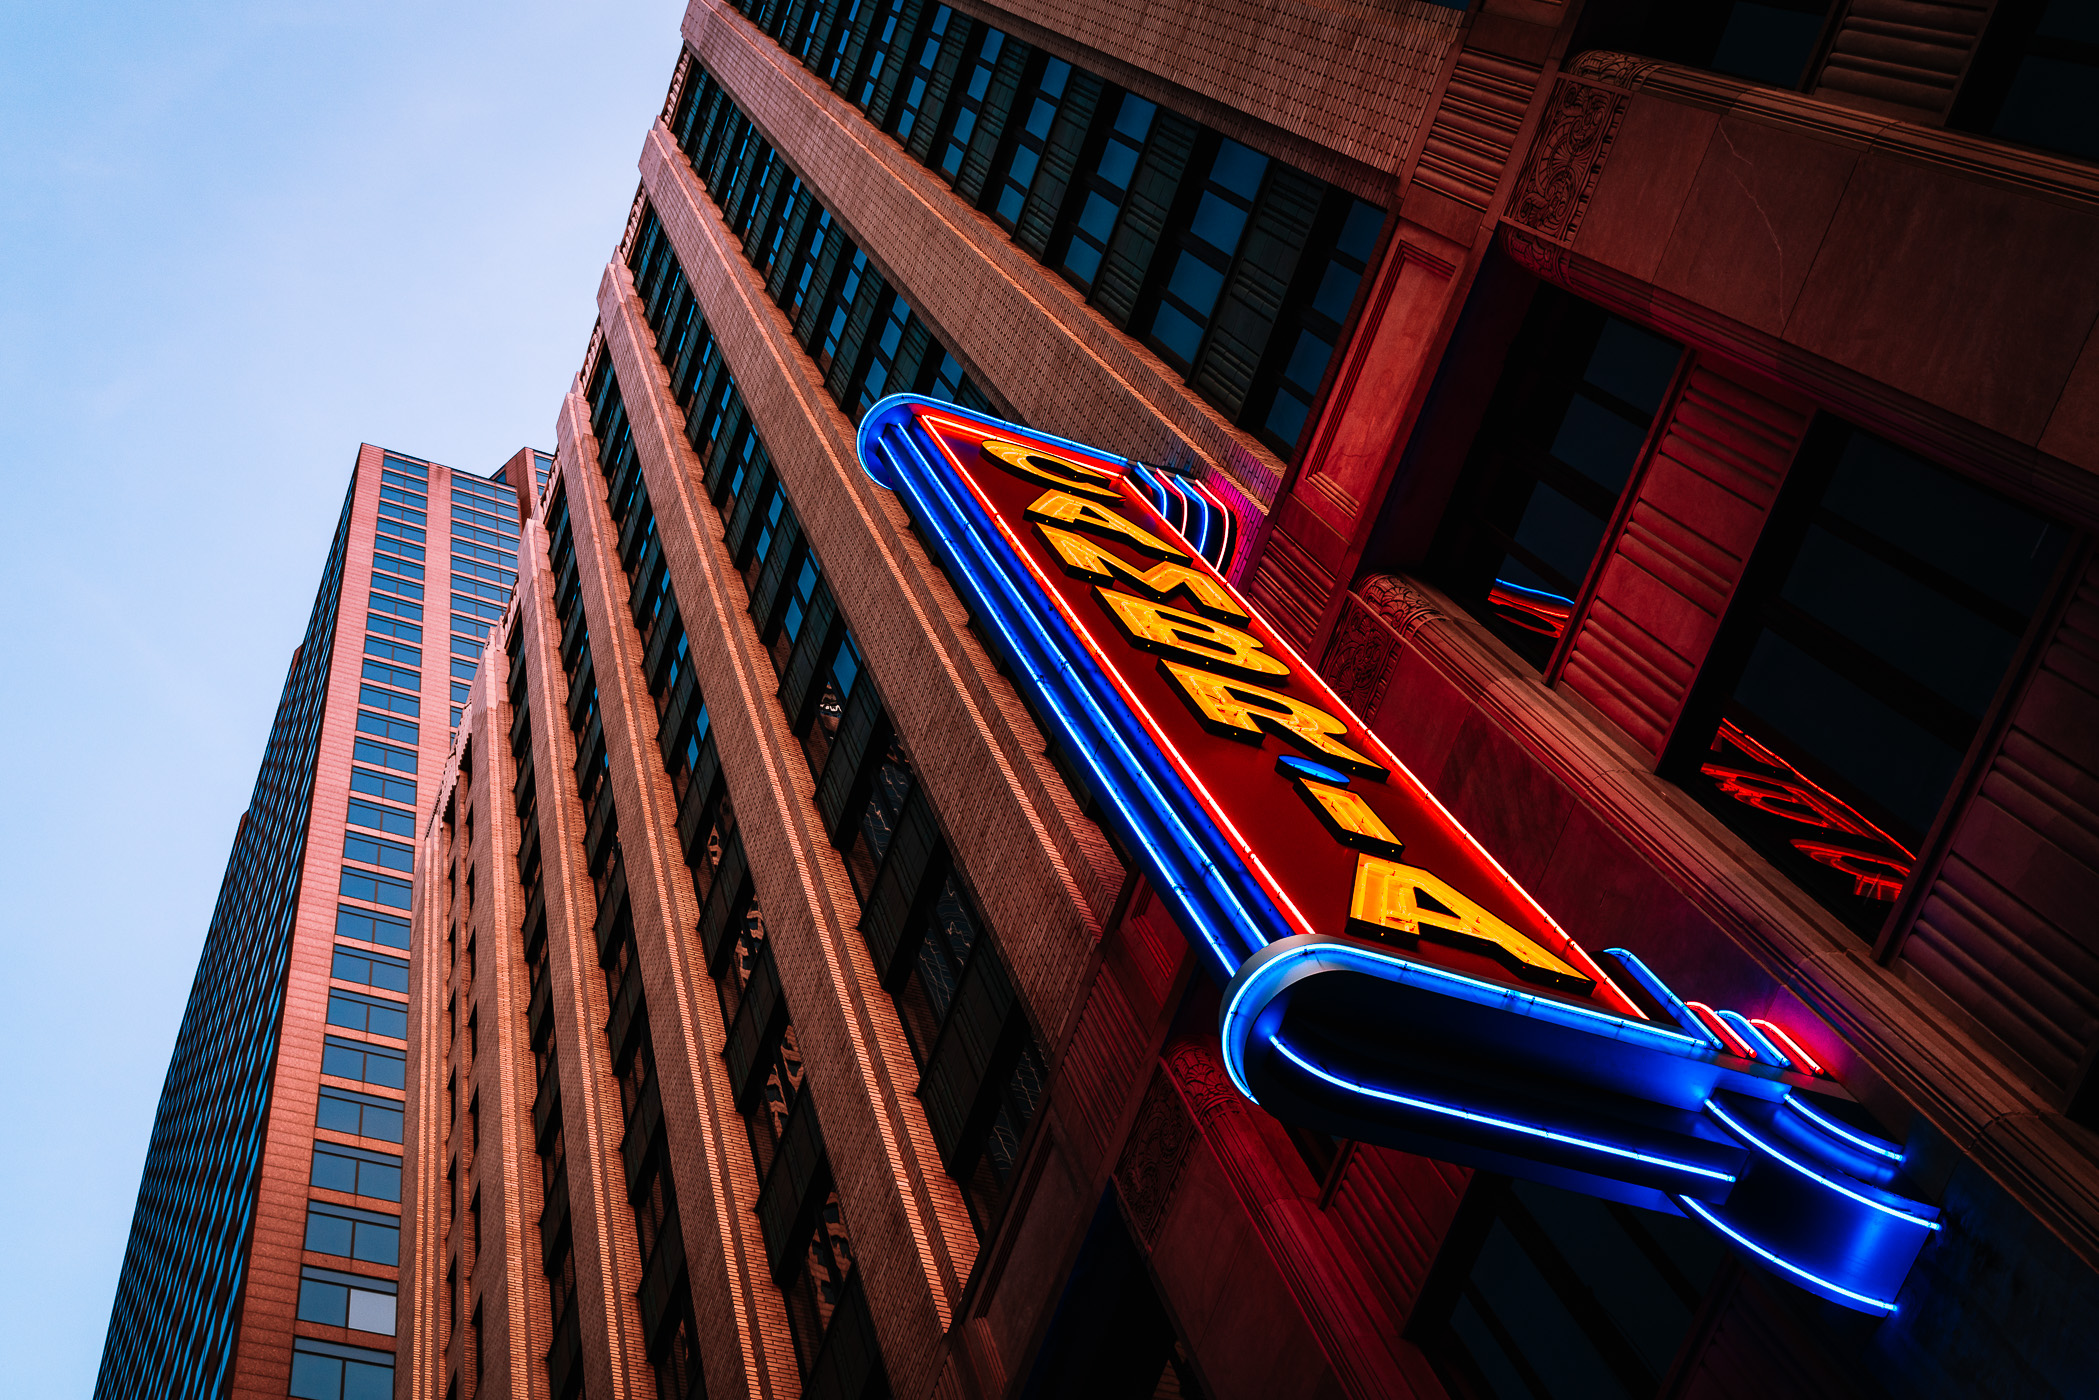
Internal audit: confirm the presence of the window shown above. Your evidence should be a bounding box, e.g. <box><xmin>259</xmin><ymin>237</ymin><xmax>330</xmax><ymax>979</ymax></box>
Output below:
<box><xmin>318</xmin><ymin>1087</ymin><xmax>404</xmax><ymax>1142</ymax></box>
<box><xmin>375</xmin><ymin>514</ymin><xmax>426</xmax><ymax>545</ymax></box>
<box><xmin>1254</xmin><ymin>197</ymin><xmax>1382</xmax><ymax>454</ymax></box>
<box><xmin>1410</xmin><ymin>1174</ymin><xmax>1726</xmax><ymax>1400</ymax></box>
<box><xmin>352</xmin><ymin>738</ymin><xmax>417</xmax><ymax>774</ymax></box>
<box><xmin>358</xmin><ymin>683</ymin><xmax>419</xmax><ymax>718</ymax></box>
<box><xmin>304</xmin><ymin>1201</ymin><xmax>400</xmax><ymax>1265</ymax></box>
<box><xmin>322</xmin><ymin>1035</ymin><xmax>406</xmax><ymax>1089</ymax></box>
<box><xmin>783</xmin><ymin>1186</ymin><xmax>859</xmax><ymax>1376</ymax></box>
<box><xmin>312</xmin><ymin>1142</ymin><xmax>403</xmax><ymax>1202</ymax></box>
<box><xmin>354</xmin><ymin>710</ymin><xmax>419</xmax><ymax>746</ymax></box>
<box><xmin>328</xmin><ymin>989</ymin><xmax>409</xmax><ymax>1040</ymax></box>
<box><xmin>336</xmin><ymin>906</ymin><xmax>410</xmax><ymax>950</ymax></box>
<box><xmin>1579</xmin><ymin>0</ymin><xmax>1831</xmax><ymax>90</ymax></box>
<box><xmin>368</xmin><ymin>569</ymin><xmax>423</xmax><ymax>602</ymax></box>
<box><xmin>938</xmin><ymin>27</ymin><xmax>1007</xmax><ymax>177</ymax></box>
<box><xmin>994</xmin><ymin>58</ymin><xmax>1069</xmax><ymax>228</ymax></box>
<box><xmin>332</xmin><ymin>947</ymin><xmax>410</xmax><ymax>993</ymax></box>
<box><xmin>1431</xmin><ymin>291</ymin><xmax>1683</xmax><ymax>667</ymax></box>
<box><xmin>289</xmin><ymin>1337</ymin><xmax>393</xmax><ymax>1400</ymax></box>
<box><xmin>341</xmin><ymin>868</ymin><xmax>412</xmax><ymax>910</ymax></box>
<box><xmin>367</xmin><ymin>592</ymin><xmax>422</xmax><ymax>622</ymax></box>
<box><xmin>343</xmin><ymin>830</ymin><xmax>413</xmax><ymax>872</ymax></box>
<box><xmin>1678</xmin><ymin>422</ymin><xmax>2070</xmax><ymax>935</ymax></box>
<box><xmin>1954</xmin><ymin>0</ymin><xmax>2099</xmax><ymax>162</ymax></box>
<box><xmin>1059</xmin><ymin>92</ymin><xmax>1155</xmax><ymax>290</ymax></box>
<box><xmin>681</xmin><ymin>34</ymin><xmax>1377</xmax><ymax>463</ymax></box>
<box><xmin>366</xmin><ymin>614</ymin><xmax>421</xmax><ymax>643</ymax></box>
<box><xmin>454</xmin><ymin>573</ymin><xmax>511</xmax><ymax>603</ymax></box>
<box><xmin>297</xmin><ymin>1267</ymin><xmax>398</xmax><ymax>1337</ymax></box>
<box><xmin>346</xmin><ymin>799</ymin><xmax>415</xmax><ymax>840</ymax></box>
<box><xmin>359</xmin><ymin>661</ymin><xmax>420</xmax><ymax>694</ymax></box>
<box><xmin>1144</xmin><ymin>137</ymin><xmax>1265</xmax><ymax>368</ymax></box>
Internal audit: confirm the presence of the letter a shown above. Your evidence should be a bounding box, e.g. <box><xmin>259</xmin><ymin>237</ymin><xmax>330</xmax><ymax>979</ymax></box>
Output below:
<box><xmin>1347</xmin><ymin>855</ymin><xmax>1593</xmax><ymax>993</ymax></box>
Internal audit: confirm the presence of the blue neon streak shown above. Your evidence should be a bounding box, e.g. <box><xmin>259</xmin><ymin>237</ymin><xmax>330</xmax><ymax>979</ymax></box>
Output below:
<box><xmin>1603</xmin><ymin>947</ymin><xmax>1724</xmax><ymax>1049</ymax></box>
<box><xmin>1491</xmin><ymin>577</ymin><xmax>1576</xmax><ymax>607</ymax></box>
<box><xmin>1276</xmin><ymin>754</ymin><xmax>1354</xmax><ymax>786</ymax></box>
<box><xmin>1720</xmin><ymin>1010</ymin><xmax>1790</xmax><ymax>1069</ymax></box>
<box><xmin>874</xmin><ymin>422</ymin><xmax>1271</xmax><ymax>977</ymax></box>
<box><xmin>1675</xmin><ymin>1196</ymin><xmax>1897</xmax><ymax>1314</ymax></box>
<box><xmin>1269</xmin><ymin>1036</ymin><xmax>1737</xmax><ymax>1183</ymax></box>
<box><xmin>1704</xmin><ymin>1099</ymin><xmax>1939</xmax><ymax>1231</ymax></box>
<box><xmin>1784</xmin><ymin>1095</ymin><xmax>1906</xmax><ymax>1163</ymax></box>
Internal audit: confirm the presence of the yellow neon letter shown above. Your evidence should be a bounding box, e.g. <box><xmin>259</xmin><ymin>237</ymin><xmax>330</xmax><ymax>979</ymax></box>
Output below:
<box><xmin>1035</xmin><ymin>524</ymin><xmax>1247</xmax><ymax>620</ymax></box>
<box><xmin>1347</xmin><ymin>855</ymin><xmax>1593</xmax><ymax>993</ymax></box>
<box><xmin>1095</xmin><ymin>591</ymin><xmax>1289</xmax><ymax>681</ymax></box>
<box><xmin>1158</xmin><ymin>661</ymin><xmax>1386</xmax><ymax>779</ymax></box>
<box><xmin>1025</xmin><ymin>491</ymin><xmax>1188</xmax><ymax>562</ymax></box>
<box><xmin>1295</xmin><ymin>779</ymin><xmax>1405</xmax><ymax>861</ymax></box>
<box><xmin>980</xmin><ymin>439</ymin><xmax>1123</xmax><ymax>503</ymax></box>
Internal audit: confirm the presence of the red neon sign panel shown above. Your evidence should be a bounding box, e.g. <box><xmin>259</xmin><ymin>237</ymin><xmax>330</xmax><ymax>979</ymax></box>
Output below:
<box><xmin>911</xmin><ymin>408</ymin><xmax>1640</xmax><ymax>1016</ymax></box>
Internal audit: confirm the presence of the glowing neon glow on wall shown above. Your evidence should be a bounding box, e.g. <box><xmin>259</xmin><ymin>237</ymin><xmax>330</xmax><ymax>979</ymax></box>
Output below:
<box><xmin>858</xmin><ymin>396</ymin><xmax>1942</xmax><ymax>1317</ymax></box>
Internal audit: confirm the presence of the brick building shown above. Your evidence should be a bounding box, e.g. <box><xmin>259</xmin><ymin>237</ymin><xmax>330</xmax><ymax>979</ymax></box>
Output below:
<box><xmin>96</xmin><ymin>445</ymin><xmax>540</xmax><ymax>1400</ymax></box>
<box><xmin>403</xmin><ymin>1</ymin><xmax>2099</xmax><ymax>1399</ymax></box>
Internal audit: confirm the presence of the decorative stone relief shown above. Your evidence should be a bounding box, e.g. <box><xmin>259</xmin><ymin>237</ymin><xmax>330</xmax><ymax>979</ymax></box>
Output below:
<box><xmin>1500</xmin><ymin>55</ymin><xmax>1656</xmax><ymax>282</ymax></box>
<box><xmin>1116</xmin><ymin>1068</ymin><xmax>1198</xmax><ymax>1246</ymax></box>
<box><xmin>1321</xmin><ymin>575</ymin><xmax>1442</xmax><ymax>718</ymax></box>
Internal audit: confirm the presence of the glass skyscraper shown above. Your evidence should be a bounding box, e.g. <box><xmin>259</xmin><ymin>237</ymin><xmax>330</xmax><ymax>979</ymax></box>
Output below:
<box><xmin>96</xmin><ymin>444</ymin><xmax>542</xmax><ymax>1400</ymax></box>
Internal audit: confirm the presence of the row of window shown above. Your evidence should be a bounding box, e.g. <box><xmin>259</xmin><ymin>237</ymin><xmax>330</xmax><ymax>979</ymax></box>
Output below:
<box><xmin>695</xmin><ymin>10</ymin><xmax>1382</xmax><ymax>457</ymax></box>
<box><xmin>612</xmin><ymin>217</ymin><xmax>1053</xmax><ymax>1242</ymax></box>
<box><xmin>505</xmin><ymin>626</ymin><xmax>587</xmax><ymax>1400</ymax></box>
<box><xmin>544</xmin><ymin>489</ymin><xmax>705</xmax><ymax>1400</ymax></box>
<box><xmin>650</xmin><ymin>99</ymin><xmax>996</xmax><ymax>427</ymax></box>
<box><xmin>283</xmin><ymin>453</ymin><xmax>423</xmax><ymax>1385</ymax></box>
<box><xmin>580</xmin><ymin>366</ymin><xmax>882</xmax><ymax>1394</ymax></box>
<box><xmin>288</xmin><ymin>1335</ymin><xmax>392</xmax><ymax>1400</ymax></box>
<box><xmin>1429</xmin><ymin>282</ymin><xmax>2074</xmax><ymax>938</ymax></box>
<box><xmin>366</xmin><ymin>461</ymin><xmax>432</xmax><ymax>765</ymax></box>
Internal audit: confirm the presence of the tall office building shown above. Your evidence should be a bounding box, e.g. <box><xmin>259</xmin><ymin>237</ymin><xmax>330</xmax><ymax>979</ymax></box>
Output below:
<box><xmin>97</xmin><ymin>445</ymin><xmax>539</xmax><ymax>1400</ymax></box>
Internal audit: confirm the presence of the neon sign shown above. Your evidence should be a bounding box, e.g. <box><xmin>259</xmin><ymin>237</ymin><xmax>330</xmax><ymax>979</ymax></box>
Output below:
<box><xmin>859</xmin><ymin>397</ymin><xmax>1940</xmax><ymax>1315</ymax></box>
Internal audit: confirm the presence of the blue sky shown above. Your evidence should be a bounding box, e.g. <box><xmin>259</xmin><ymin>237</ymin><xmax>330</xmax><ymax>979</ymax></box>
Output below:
<box><xmin>0</xmin><ymin>2</ymin><xmax>682</xmax><ymax>1389</ymax></box>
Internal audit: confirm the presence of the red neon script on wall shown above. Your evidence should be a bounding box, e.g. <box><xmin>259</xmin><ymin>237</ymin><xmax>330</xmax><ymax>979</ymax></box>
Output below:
<box><xmin>1700</xmin><ymin>721</ymin><xmax>1913</xmax><ymax>900</ymax></box>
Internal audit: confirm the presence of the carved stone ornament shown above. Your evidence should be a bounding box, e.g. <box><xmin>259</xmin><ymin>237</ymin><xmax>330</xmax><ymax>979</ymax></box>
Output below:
<box><xmin>1167</xmin><ymin>1036</ymin><xmax>1241</xmax><ymax>1124</ymax></box>
<box><xmin>1567</xmin><ymin>49</ymin><xmax>1667</xmax><ymax>90</ymax></box>
<box><xmin>1358</xmin><ymin>574</ymin><xmax>1445</xmax><ymax>638</ymax></box>
<box><xmin>1506</xmin><ymin>76</ymin><xmax>1628</xmax><ymax>244</ymax></box>
<box><xmin>1116</xmin><ymin>1068</ymin><xmax>1199</xmax><ymax>1245</ymax></box>
<box><xmin>1322</xmin><ymin>575</ymin><xmax>1443</xmax><ymax>718</ymax></box>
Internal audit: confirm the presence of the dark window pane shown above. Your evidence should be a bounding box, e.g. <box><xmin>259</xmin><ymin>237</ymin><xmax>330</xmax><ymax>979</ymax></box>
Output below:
<box><xmin>1688</xmin><ymin>425</ymin><xmax>2069</xmax><ymax>933</ymax></box>
<box><xmin>1710</xmin><ymin>2</ymin><xmax>1824</xmax><ymax>86</ymax></box>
